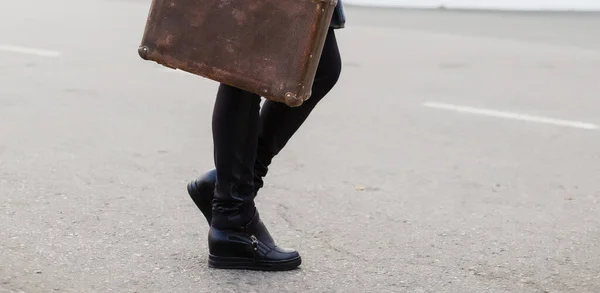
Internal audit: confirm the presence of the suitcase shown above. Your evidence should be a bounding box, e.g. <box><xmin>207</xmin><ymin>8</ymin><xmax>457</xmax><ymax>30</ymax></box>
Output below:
<box><xmin>138</xmin><ymin>0</ymin><xmax>339</xmax><ymax>107</ymax></box>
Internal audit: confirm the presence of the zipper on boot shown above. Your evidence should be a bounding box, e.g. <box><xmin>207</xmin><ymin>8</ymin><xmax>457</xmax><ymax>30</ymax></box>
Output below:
<box><xmin>250</xmin><ymin>235</ymin><xmax>259</xmax><ymax>262</ymax></box>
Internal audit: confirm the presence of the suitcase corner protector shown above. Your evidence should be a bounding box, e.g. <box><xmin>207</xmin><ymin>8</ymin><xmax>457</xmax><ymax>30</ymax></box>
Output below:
<box><xmin>138</xmin><ymin>45</ymin><xmax>149</xmax><ymax>60</ymax></box>
<box><xmin>284</xmin><ymin>91</ymin><xmax>311</xmax><ymax>108</ymax></box>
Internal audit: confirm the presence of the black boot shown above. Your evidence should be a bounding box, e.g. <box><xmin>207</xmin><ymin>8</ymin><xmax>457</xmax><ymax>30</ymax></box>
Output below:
<box><xmin>187</xmin><ymin>169</ymin><xmax>216</xmax><ymax>225</ymax></box>
<box><xmin>208</xmin><ymin>209</ymin><xmax>301</xmax><ymax>271</ymax></box>
<box><xmin>196</xmin><ymin>174</ymin><xmax>302</xmax><ymax>271</ymax></box>
<box><xmin>205</xmin><ymin>84</ymin><xmax>301</xmax><ymax>271</ymax></box>
<box><xmin>210</xmin><ymin>84</ymin><xmax>261</xmax><ymax>229</ymax></box>
<box><xmin>188</xmin><ymin>168</ymin><xmax>265</xmax><ymax>224</ymax></box>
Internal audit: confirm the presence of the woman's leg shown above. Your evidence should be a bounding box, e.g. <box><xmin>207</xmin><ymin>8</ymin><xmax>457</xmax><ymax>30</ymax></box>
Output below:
<box><xmin>253</xmin><ymin>27</ymin><xmax>342</xmax><ymax>191</ymax></box>
<box><xmin>210</xmin><ymin>84</ymin><xmax>261</xmax><ymax>229</ymax></box>
<box><xmin>188</xmin><ymin>28</ymin><xmax>342</xmax><ymax>222</ymax></box>
<box><xmin>208</xmin><ymin>84</ymin><xmax>301</xmax><ymax>271</ymax></box>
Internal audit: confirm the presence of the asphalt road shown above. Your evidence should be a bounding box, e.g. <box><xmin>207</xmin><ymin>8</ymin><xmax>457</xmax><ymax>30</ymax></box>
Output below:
<box><xmin>1</xmin><ymin>1</ymin><xmax>600</xmax><ymax>292</ymax></box>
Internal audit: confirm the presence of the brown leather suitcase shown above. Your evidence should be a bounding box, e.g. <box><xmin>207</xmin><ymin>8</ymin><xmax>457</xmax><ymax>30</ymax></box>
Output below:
<box><xmin>138</xmin><ymin>0</ymin><xmax>339</xmax><ymax>107</ymax></box>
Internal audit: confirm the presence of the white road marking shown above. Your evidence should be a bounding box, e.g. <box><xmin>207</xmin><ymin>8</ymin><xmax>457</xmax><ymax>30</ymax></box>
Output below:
<box><xmin>423</xmin><ymin>102</ymin><xmax>598</xmax><ymax>130</ymax></box>
<box><xmin>0</xmin><ymin>44</ymin><xmax>61</xmax><ymax>57</ymax></box>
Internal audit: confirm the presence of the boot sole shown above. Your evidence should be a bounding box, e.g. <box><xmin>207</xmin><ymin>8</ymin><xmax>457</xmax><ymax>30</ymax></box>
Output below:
<box><xmin>208</xmin><ymin>254</ymin><xmax>301</xmax><ymax>271</ymax></box>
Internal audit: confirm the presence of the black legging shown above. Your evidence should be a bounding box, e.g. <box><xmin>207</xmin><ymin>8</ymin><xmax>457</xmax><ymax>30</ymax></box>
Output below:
<box><xmin>211</xmin><ymin>28</ymin><xmax>342</xmax><ymax>228</ymax></box>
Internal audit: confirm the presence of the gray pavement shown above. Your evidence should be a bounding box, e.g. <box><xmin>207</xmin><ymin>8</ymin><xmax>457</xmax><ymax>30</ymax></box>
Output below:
<box><xmin>1</xmin><ymin>1</ymin><xmax>600</xmax><ymax>292</ymax></box>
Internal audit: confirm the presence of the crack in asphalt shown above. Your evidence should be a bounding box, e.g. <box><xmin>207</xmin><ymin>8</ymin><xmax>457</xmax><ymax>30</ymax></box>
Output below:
<box><xmin>276</xmin><ymin>204</ymin><xmax>368</xmax><ymax>262</ymax></box>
